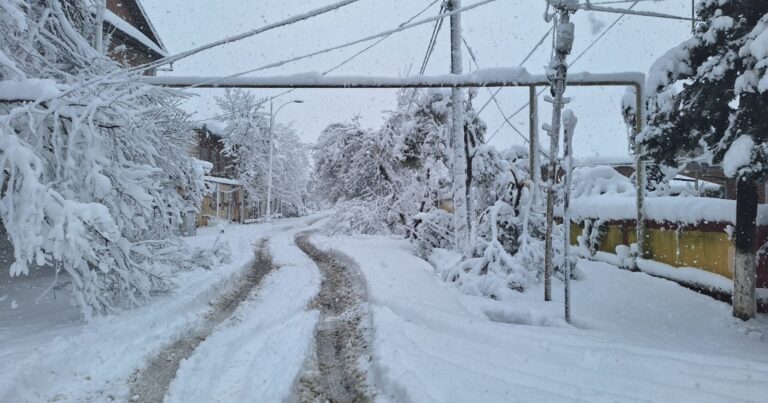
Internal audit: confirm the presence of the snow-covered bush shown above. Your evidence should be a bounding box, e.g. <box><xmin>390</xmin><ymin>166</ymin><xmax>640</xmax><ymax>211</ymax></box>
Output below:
<box><xmin>413</xmin><ymin>208</ymin><xmax>454</xmax><ymax>258</ymax></box>
<box><xmin>0</xmin><ymin>0</ymin><xmax>204</xmax><ymax>318</ymax></box>
<box><xmin>323</xmin><ymin>198</ymin><xmax>394</xmax><ymax>235</ymax></box>
<box><xmin>313</xmin><ymin>118</ymin><xmax>404</xmax><ymax>234</ymax></box>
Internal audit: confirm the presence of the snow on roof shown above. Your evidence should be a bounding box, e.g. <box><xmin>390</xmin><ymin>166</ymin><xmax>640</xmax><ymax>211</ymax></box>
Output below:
<box><xmin>0</xmin><ymin>79</ymin><xmax>62</xmax><ymax>101</ymax></box>
<box><xmin>204</xmin><ymin>176</ymin><xmax>241</xmax><ymax>186</ymax></box>
<box><xmin>131</xmin><ymin>0</ymin><xmax>167</xmax><ymax>53</ymax></box>
<box><xmin>192</xmin><ymin>158</ymin><xmax>213</xmax><ymax>174</ymax></box>
<box><xmin>669</xmin><ymin>174</ymin><xmax>721</xmax><ymax>193</ymax></box>
<box><xmin>572</xmin><ymin>165</ymin><xmax>635</xmax><ymax>198</ymax></box>
<box><xmin>104</xmin><ymin>10</ymin><xmax>168</xmax><ymax>57</ymax></box>
<box><xmin>574</xmin><ymin>156</ymin><xmax>634</xmax><ymax>167</ymax></box>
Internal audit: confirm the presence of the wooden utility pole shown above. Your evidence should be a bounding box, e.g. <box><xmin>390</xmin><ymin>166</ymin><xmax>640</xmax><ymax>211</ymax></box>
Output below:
<box><xmin>448</xmin><ymin>0</ymin><xmax>470</xmax><ymax>255</ymax></box>
<box><xmin>543</xmin><ymin>4</ymin><xmax>575</xmax><ymax>302</ymax></box>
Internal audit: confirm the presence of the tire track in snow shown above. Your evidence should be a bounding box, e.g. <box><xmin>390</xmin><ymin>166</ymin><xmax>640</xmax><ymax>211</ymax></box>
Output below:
<box><xmin>292</xmin><ymin>232</ymin><xmax>375</xmax><ymax>403</ymax></box>
<box><xmin>127</xmin><ymin>238</ymin><xmax>277</xmax><ymax>402</ymax></box>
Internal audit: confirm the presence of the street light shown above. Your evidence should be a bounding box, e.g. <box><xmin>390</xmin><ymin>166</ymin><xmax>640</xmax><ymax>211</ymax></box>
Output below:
<box><xmin>265</xmin><ymin>99</ymin><xmax>304</xmax><ymax>222</ymax></box>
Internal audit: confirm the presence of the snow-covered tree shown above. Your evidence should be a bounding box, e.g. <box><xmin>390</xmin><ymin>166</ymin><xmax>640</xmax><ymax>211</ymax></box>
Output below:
<box><xmin>314</xmin><ymin>88</ymin><xmax>556</xmax><ymax>297</ymax></box>
<box><xmin>270</xmin><ymin>124</ymin><xmax>311</xmax><ymax>216</ymax></box>
<box><xmin>214</xmin><ymin>89</ymin><xmax>270</xmax><ymax>197</ymax></box>
<box><xmin>0</xmin><ymin>0</ymin><xmax>205</xmax><ymax>318</ymax></box>
<box><xmin>313</xmin><ymin>117</ymin><xmax>401</xmax><ymax>233</ymax></box>
<box><xmin>640</xmin><ymin>0</ymin><xmax>768</xmax><ymax>319</ymax></box>
<box><xmin>215</xmin><ymin>89</ymin><xmax>311</xmax><ymax>217</ymax></box>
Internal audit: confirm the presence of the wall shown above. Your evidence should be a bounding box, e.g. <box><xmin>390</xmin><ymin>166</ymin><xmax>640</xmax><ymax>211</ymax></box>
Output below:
<box><xmin>572</xmin><ymin>219</ymin><xmax>768</xmax><ymax>287</ymax></box>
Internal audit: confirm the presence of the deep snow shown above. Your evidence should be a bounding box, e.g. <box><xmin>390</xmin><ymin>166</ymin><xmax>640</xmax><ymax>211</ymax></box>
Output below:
<box><xmin>3</xmin><ymin>219</ymin><xmax>768</xmax><ymax>402</ymax></box>
<box><xmin>310</xmin><ymin>234</ymin><xmax>768</xmax><ymax>402</ymax></box>
<box><xmin>0</xmin><ymin>218</ymin><xmax>315</xmax><ymax>402</ymax></box>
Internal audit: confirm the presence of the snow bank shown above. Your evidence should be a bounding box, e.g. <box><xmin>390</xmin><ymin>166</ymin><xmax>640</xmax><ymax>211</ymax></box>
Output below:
<box><xmin>636</xmin><ymin>258</ymin><xmax>734</xmax><ymax>293</ymax></box>
<box><xmin>309</xmin><ymin>234</ymin><xmax>768</xmax><ymax>402</ymax></box>
<box><xmin>564</xmin><ymin>195</ymin><xmax>768</xmax><ymax>226</ymax></box>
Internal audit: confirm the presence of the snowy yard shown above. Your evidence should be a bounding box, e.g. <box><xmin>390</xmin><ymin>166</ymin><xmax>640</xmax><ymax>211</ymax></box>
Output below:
<box><xmin>3</xmin><ymin>219</ymin><xmax>766</xmax><ymax>402</ymax></box>
<box><xmin>0</xmin><ymin>219</ymin><xmax>314</xmax><ymax>402</ymax></box>
<box><xmin>311</xmin><ymin>234</ymin><xmax>768</xmax><ymax>402</ymax></box>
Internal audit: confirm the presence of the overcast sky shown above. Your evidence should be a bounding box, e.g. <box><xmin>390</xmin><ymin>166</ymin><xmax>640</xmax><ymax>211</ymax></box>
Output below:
<box><xmin>142</xmin><ymin>0</ymin><xmax>693</xmax><ymax>160</ymax></box>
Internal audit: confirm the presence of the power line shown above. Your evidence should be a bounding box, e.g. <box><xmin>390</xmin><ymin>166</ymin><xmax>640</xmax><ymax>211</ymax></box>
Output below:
<box><xmin>485</xmin><ymin>0</ymin><xmax>641</xmax><ymax>144</ymax></box>
<box><xmin>475</xmin><ymin>25</ymin><xmax>553</xmax><ymax>116</ymax></box>
<box><xmin>462</xmin><ymin>37</ymin><xmax>529</xmax><ymax>144</ymax></box>
<box><xmin>129</xmin><ymin>0</ymin><xmax>365</xmax><ymax>74</ymax></box>
<box><xmin>420</xmin><ymin>1</ymin><xmax>447</xmax><ymax>75</ymax></box>
<box><xmin>14</xmin><ymin>0</ymin><xmax>366</xmax><ymax>109</ymax></box>
<box><xmin>180</xmin><ymin>0</ymin><xmax>501</xmax><ymax>91</ymax></box>
<box><xmin>193</xmin><ymin>0</ymin><xmax>443</xmax><ymax>124</ymax></box>
<box><xmin>404</xmin><ymin>1</ymin><xmax>447</xmax><ymax>113</ymax></box>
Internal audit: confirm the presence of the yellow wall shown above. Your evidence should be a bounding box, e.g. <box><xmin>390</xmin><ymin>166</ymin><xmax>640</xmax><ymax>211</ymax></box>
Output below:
<box><xmin>572</xmin><ymin>221</ymin><xmax>733</xmax><ymax>279</ymax></box>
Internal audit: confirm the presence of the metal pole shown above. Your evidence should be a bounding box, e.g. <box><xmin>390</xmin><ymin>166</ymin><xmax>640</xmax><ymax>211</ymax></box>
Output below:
<box><xmin>239</xmin><ymin>187</ymin><xmax>245</xmax><ymax>223</ymax></box>
<box><xmin>215</xmin><ymin>182</ymin><xmax>220</xmax><ymax>223</ymax></box>
<box><xmin>94</xmin><ymin>0</ymin><xmax>106</xmax><ymax>54</ymax></box>
<box><xmin>562</xmin><ymin>110</ymin><xmax>577</xmax><ymax>323</ymax></box>
<box><xmin>635</xmin><ymin>84</ymin><xmax>645</xmax><ymax>263</ymax></box>
<box><xmin>544</xmin><ymin>7</ymin><xmax>574</xmax><ymax>302</ymax></box>
<box><xmin>529</xmin><ymin>85</ymin><xmax>540</xmax><ymax>203</ymax></box>
<box><xmin>266</xmin><ymin>99</ymin><xmax>275</xmax><ymax>222</ymax></box>
<box><xmin>449</xmin><ymin>0</ymin><xmax>470</xmax><ymax>255</ymax></box>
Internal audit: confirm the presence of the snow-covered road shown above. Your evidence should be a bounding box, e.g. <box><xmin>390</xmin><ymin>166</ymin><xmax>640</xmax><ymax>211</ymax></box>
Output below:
<box><xmin>2</xmin><ymin>218</ymin><xmax>767</xmax><ymax>402</ymax></box>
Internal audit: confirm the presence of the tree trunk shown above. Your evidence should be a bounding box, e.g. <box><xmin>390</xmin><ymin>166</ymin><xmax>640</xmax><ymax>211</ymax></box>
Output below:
<box><xmin>733</xmin><ymin>178</ymin><xmax>757</xmax><ymax>320</ymax></box>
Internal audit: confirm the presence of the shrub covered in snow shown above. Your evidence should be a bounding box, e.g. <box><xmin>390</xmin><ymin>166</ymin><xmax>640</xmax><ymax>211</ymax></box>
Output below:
<box><xmin>0</xmin><ymin>0</ymin><xmax>205</xmax><ymax>318</ymax></box>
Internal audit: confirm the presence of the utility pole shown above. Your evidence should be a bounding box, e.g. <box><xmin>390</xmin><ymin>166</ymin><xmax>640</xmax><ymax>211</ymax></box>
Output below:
<box><xmin>562</xmin><ymin>109</ymin><xmax>577</xmax><ymax>323</ymax></box>
<box><xmin>529</xmin><ymin>86</ymin><xmax>540</xmax><ymax>204</ymax></box>
<box><xmin>543</xmin><ymin>1</ymin><xmax>576</xmax><ymax>301</ymax></box>
<box><xmin>266</xmin><ymin>100</ymin><xmax>275</xmax><ymax>222</ymax></box>
<box><xmin>94</xmin><ymin>0</ymin><xmax>106</xmax><ymax>54</ymax></box>
<box><xmin>449</xmin><ymin>0</ymin><xmax>470</xmax><ymax>255</ymax></box>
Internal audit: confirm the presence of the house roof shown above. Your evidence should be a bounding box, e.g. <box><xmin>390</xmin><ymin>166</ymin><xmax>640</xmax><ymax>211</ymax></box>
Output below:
<box><xmin>105</xmin><ymin>0</ymin><xmax>168</xmax><ymax>57</ymax></box>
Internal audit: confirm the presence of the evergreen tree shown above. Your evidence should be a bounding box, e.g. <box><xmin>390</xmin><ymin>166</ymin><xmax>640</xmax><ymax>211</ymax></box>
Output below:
<box><xmin>641</xmin><ymin>0</ymin><xmax>768</xmax><ymax>319</ymax></box>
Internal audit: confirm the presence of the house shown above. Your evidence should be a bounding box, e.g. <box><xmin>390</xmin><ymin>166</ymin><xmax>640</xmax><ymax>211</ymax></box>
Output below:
<box><xmin>191</xmin><ymin>123</ymin><xmax>255</xmax><ymax>227</ymax></box>
<box><xmin>103</xmin><ymin>0</ymin><xmax>168</xmax><ymax>73</ymax></box>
